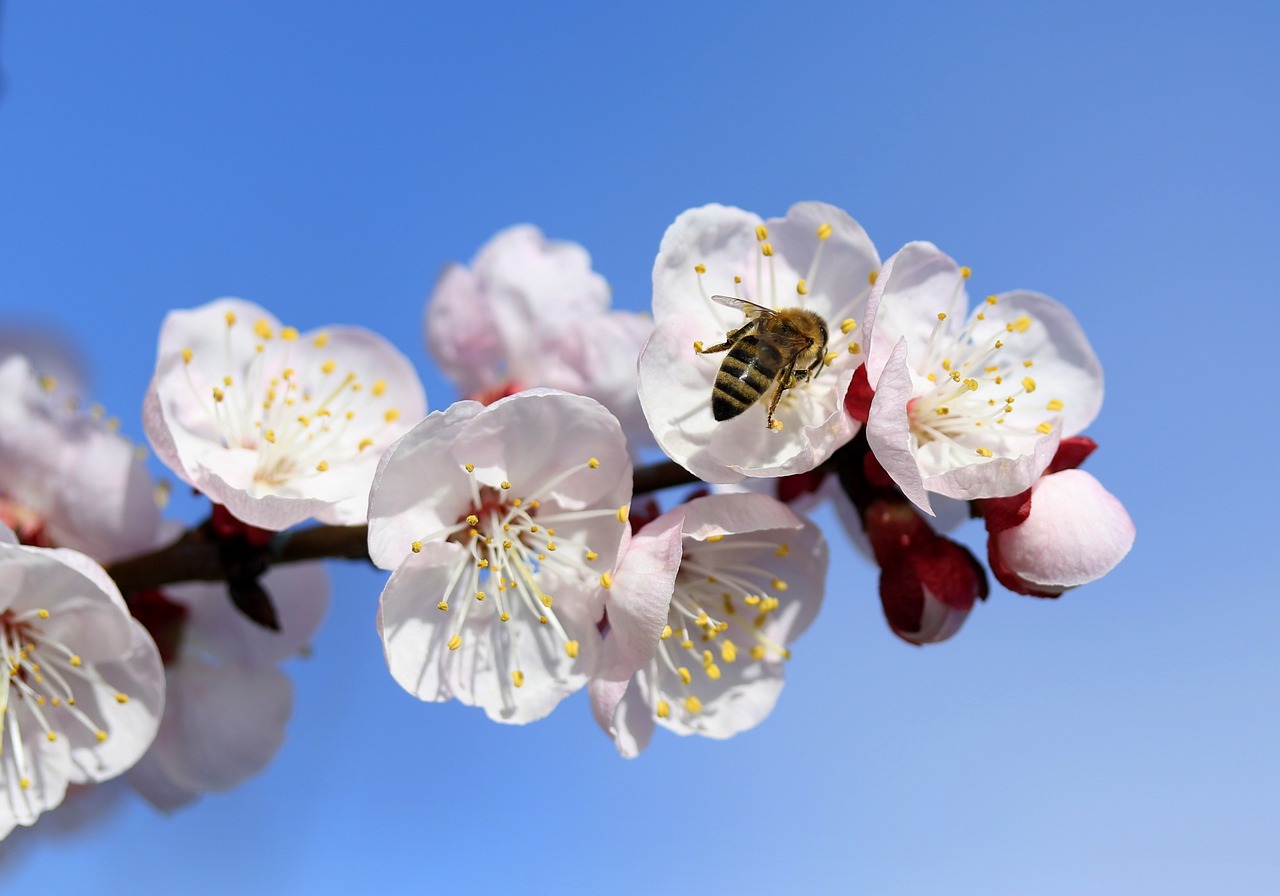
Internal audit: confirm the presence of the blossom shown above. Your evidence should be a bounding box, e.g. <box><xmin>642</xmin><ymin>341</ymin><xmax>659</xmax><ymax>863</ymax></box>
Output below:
<box><xmin>0</xmin><ymin>356</ymin><xmax>162</xmax><ymax>563</ymax></box>
<box><xmin>980</xmin><ymin>439</ymin><xmax>1134</xmax><ymax>597</ymax></box>
<box><xmin>126</xmin><ymin>563</ymin><xmax>329</xmax><ymax>811</ymax></box>
<box><xmin>0</xmin><ymin>525</ymin><xmax>164</xmax><ymax>840</ymax></box>
<box><xmin>425</xmin><ymin>224</ymin><xmax>652</xmax><ymax>441</ymax></box>
<box><xmin>590</xmin><ymin>493</ymin><xmax>827</xmax><ymax>757</ymax></box>
<box><xmin>368</xmin><ymin>390</ymin><xmax>632</xmax><ymax>724</ymax></box>
<box><xmin>639</xmin><ymin>202</ymin><xmax>880</xmax><ymax>483</ymax></box>
<box><xmin>863</xmin><ymin>242</ymin><xmax>1104</xmax><ymax>514</ymax></box>
<box><xmin>144</xmin><ymin>297</ymin><xmax>426</xmax><ymax>530</ymax></box>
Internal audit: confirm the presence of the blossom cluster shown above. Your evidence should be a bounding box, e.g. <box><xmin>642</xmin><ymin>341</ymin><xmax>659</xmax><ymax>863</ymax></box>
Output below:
<box><xmin>0</xmin><ymin>199</ymin><xmax>1132</xmax><ymax>838</ymax></box>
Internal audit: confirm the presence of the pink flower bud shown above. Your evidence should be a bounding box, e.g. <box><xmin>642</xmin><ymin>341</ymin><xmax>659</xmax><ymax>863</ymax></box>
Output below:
<box><xmin>986</xmin><ymin>468</ymin><xmax>1134</xmax><ymax>597</ymax></box>
<box><xmin>879</xmin><ymin>535</ymin><xmax>987</xmax><ymax>645</ymax></box>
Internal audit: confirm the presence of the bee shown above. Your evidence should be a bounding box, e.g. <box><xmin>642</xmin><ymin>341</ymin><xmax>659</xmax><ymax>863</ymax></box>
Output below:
<box><xmin>697</xmin><ymin>295</ymin><xmax>829</xmax><ymax>430</ymax></box>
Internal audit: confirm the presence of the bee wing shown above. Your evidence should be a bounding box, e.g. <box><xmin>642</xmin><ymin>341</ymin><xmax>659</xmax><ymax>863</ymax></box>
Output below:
<box><xmin>711</xmin><ymin>295</ymin><xmax>776</xmax><ymax>319</ymax></box>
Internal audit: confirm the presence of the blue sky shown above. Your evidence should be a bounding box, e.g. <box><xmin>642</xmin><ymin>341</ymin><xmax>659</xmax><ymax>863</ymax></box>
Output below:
<box><xmin>1</xmin><ymin>2</ymin><xmax>1277</xmax><ymax>893</ymax></box>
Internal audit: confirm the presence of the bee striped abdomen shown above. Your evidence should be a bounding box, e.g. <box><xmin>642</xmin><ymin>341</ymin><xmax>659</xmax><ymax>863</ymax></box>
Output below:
<box><xmin>712</xmin><ymin>336</ymin><xmax>777</xmax><ymax>421</ymax></box>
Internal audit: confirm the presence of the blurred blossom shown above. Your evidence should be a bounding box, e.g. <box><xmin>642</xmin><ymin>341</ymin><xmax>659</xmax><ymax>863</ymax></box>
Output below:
<box><xmin>639</xmin><ymin>202</ymin><xmax>879</xmax><ymax>482</ymax></box>
<box><xmin>591</xmin><ymin>493</ymin><xmax>826</xmax><ymax>756</ymax></box>
<box><xmin>425</xmin><ymin>224</ymin><xmax>652</xmax><ymax>443</ymax></box>
<box><xmin>144</xmin><ymin>298</ymin><xmax>426</xmax><ymax>530</ymax></box>
<box><xmin>368</xmin><ymin>390</ymin><xmax>631</xmax><ymax>724</ymax></box>
<box><xmin>862</xmin><ymin>242</ymin><xmax>1103</xmax><ymax>515</ymax></box>
<box><xmin>0</xmin><ymin>324</ymin><xmax>88</xmax><ymax>401</ymax></box>
<box><xmin>0</xmin><ymin>356</ymin><xmax>162</xmax><ymax>563</ymax></box>
<box><xmin>0</xmin><ymin>525</ymin><xmax>164</xmax><ymax>840</ymax></box>
<box><xmin>126</xmin><ymin>563</ymin><xmax>329</xmax><ymax>811</ymax></box>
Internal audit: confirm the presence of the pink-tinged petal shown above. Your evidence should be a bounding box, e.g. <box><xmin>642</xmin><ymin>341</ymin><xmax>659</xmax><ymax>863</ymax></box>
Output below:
<box><xmin>993</xmin><ymin>469</ymin><xmax>1135</xmax><ymax>595</ymax></box>
<box><xmin>0</xmin><ymin>524</ymin><xmax>16</xmax><ymax>546</ymax></box>
<box><xmin>969</xmin><ymin>290</ymin><xmax>1104</xmax><ymax>436</ymax></box>
<box><xmin>601</xmin><ymin>510</ymin><xmax>684</xmax><ymax>682</ymax></box>
<box><xmin>922</xmin><ymin>426</ymin><xmax>1060</xmax><ymax>502</ymax></box>
<box><xmin>424</xmin><ymin>263</ymin><xmax>506</xmax><ymax>397</ymax></box>
<box><xmin>600</xmin><ymin>680</ymin><xmax>656</xmax><ymax>759</ymax></box>
<box><xmin>366</xmin><ymin>400</ymin><xmax>486</xmax><ymax>570</ymax></box>
<box><xmin>131</xmin><ymin>660</ymin><xmax>291</xmax><ymax>809</ymax></box>
<box><xmin>863</xmin><ymin>241</ymin><xmax>967</xmax><ymax>385</ymax></box>
<box><xmin>165</xmin><ymin>562</ymin><xmax>329</xmax><ymax>666</ymax></box>
<box><xmin>866</xmin><ymin>338</ymin><xmax>934</xmax><ymax>514</ymax></box>
<box><xmin>652</xmin><ymin>204</ymin><xmax>764</xmax><ymax>325</ymax></box>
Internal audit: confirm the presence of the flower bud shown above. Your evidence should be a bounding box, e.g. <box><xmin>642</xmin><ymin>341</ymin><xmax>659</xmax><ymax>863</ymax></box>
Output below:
<box><xmin>985</xmin><ymin>468</ymin><xmax>1134</xmax><ymax>597</ymax></box>
<box><xmin>879</xmin><ymin>535</ymin><xmax>987</xmax><ymax>645</ymax></box>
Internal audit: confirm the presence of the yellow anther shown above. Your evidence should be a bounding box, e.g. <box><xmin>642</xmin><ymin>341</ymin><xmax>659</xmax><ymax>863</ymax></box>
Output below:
<box><xmin>316</xmin><ymin>460</ymin><xmax>329</xmax><ymax>472</ymax></box>
<box><xmin>19</xmin><ymin>778</ymin><xmax>30</xmax><ymax>790</ymax></box>
<box><xmin>37</xmin><ymin>609</ymin><xmax>49</xmax><ymax>619</ymax></box>
<box><xmin>585</xmin><ymin>550</ymin><xmax>598</xmax><ymax>562</ymax></box>
<box><xmin>1009</xmin><ymin>316</ymin><xmax>1032</xmax><ymax>333</ymax></box>
<box><xmin>755</xmin><ymin>224</ymin><xmax>768</xmax><ymax>241</ymax></box>
<box><xmin>283</xmin><ymin>368</ymin><xmax>295</xmax><ymax>380</ymax></box>
<box><xmin>986</xmin><ymin>295</ymin><xmax>998</xmax><ymax>305</ymax></box>
<box><xmin>817</xmin><ymin>222</ymin><xmax>832</xmax><ymax>240</ymax></box>
<box><xmin>769</xmin><ymin>419</ymin><xmax>783</xmax><ymax>432</ymax></box>
<box><xmin>840</xmin><ymin>318</ymin><xmax>857</xmax><ymax>335</ymax></box>
<box><xmin>775</xmin><ymin>543</ymin><xmax>790</xmax><ymax>559</ymax></box>
<box><xmin>680</xmin><ymin>639</ymin><xmax>694</xmax><ymax>649</ymax></box>
<box><xmin>1023</xmin><ymin>359</ymin><xmax>1034</xmax><ymax>368</ymax></box>
<box><xmin>500</xmin><ymin>612</ymin><xmax>510</xmax><ymax>622</ymax></box>
<box><xmin>937</xmin><ymin>312</ymin><xmax>948</xmax><ymax>321</ymax></box>
<box><xmin>694</xmin><ymin>263</ymin><xmax>706</xmax><ymax>274</ymax></box>
<box><xmin>540</xmin><ymin>595</ymin><xmax>553</xmax><ymax>608</ymax></box>
<box><xmin>181</xmin><ymin>348</ymin><xmax>193</xmax><ymax>364</ymax></box>
<box><xmin>960</xmin><ymin>266</ymin><xmax>972</xmax><ymax>279</ymax></box>
<box><xmin>1047</xmin><ymin>399</ymin><xmax>1064</xmax><ymax>411</ymax></box>
<box><xmin>500</xmin><ymin>480</ymin><xmax>511</xmax><ymax>490</ymax></box>
<box><xmin>705</xmin><ymin>664</ymin><xmax>721</xmax><ymax>680</ymax></box>
<box><xmin>617</xmin><ymin>505</ymin><xmax>629</xmax><ymax>523</ymax></box>
<box><xmin>771</xmin><ymin>578</ymin><xmax>788</xmax><ymax>591</ymax></box>
<box><xmin>321</xmin><ymin>359</ymin><xmax>336</xmax><ymax>375</ymax></box>
<box><xmin>476</xmin><ymin>559</ymin><xmax>489</xmax><ymax>569</ymax></box>
<box><xmin>750</xmin><ymin>645</ymin><xmax>767</xmax><ymax>661</ymax></box>
<box><xmin>475</xmin><ymin>591</ymin><xmax>486</xmax><ymax>601</ymax></box>
<box><xmin>868</xmin><ymin>270</ymin><xmax>879</xmax><ymax>286</ymax></box>
<box><xmin>734</xmin><ymin>275</ymin><xmax>742</xmax><ymax>284</ymax></box>
<box><xmin>942</xmin><ymin>359</ymin><xmax>952</xmax><ymax>371</ymax></box>
<box><xmin>69</xmin><ymin>655</ymin><xmax>82</xmax><ymax>667</ymax></box>
<box><xmin>358</xmin><ymin>437</ymin><xmax>374</xmax><ymax>451</ymax></box>
<box><xmin>538</xmin><ymin>615</ymin><xmax>548</xmax><ymax>625</ymax></box>
<box><xmin>976</xmin><ymin>447</ymin><xmax>994</xmax><ymax>458</ymax></box>
<box><xmin>1021</xmin><ymin>376</ymin><xmax>1037</xmax><ymax>393</ymax></box>
<box><xmin>46</xmin><ymin>731</ymin><xmax>57</xmax><ymax>742</ymax></box>
<box><xmin>313</xmin><ymin>332</ymin><xmax>330</xmax><ymax>348</ymax></box>
<box><xmin>254</xmin><ymin>319</ymin><xmax>273</xmax><ymax>340</ymax></box>
<box><xmin>225</xmin><ymin>311</ymin><xmax>237</xmax><ymax>327</ymax></box>
<box><xmin>212</xmin><ymin>387</ymin><xmax>225</xmax><ymax>402</ymax></box>
<box><xmin>964</xmin><ymin>378</ymin><xmax>979</xmax><ymax>391</ymax></box>
<box><xmin>701</xmin><ymin>649</ymin><xmax>714</xmax><ymax>666</ymax></box>
<box><xmin>721</xmin><ymin>640</ymin><xmax>738</xmax><ymax>663</ymax></box>
<box><xmin>847</xmin><ymin>342</ymin><xmax>861</xmax><ymax>355</ymax></box>
<box><xmin>297</xmin><ymin>415</ymin><xmax>310</xmax><ymax>426</ymax></box>
<box><xmin>565</xmin><ymin>640</ymin><xmax>580</xmax><ymax>659</ymax></box>
<box><xmin>410</xmin><ymin>541</ymin><xmax>423</xmax><ymax>553</ymax></box>
<box><xmin>447</xmin><ymin>634</ymin><xmax>462</xmax><ymax>651</ymax></box>
<box><xmin>678</xmin><ymin>667</ymin><xmax>692</xmax><ymax>685</ymax></box>
<box><xmin>1037</xmin><ymin>422</ymin><xmax>1053</xmax><ymax>434</ymax></box>
<box><xmin>761</xmin><ymin>242</ymin><xmax>773</xmax><ymax>257</ymax></box>
<box><xmin>505</xmin><ymin>670</ymin><xmax>523</xmax><ymax>689</ymax></box>
<box><xmin>935</xmin><ymin>407</ymin><xmax>950</xmax><ymax>416</ymax></box>
<box><xmin>600</xmin><ymin>572</ymin><xmax>613</xmax><ymax>589</ymax></box>
<box><xmin>384</xmin><ymin>409</ymin><xmax>400</xmax><ymax>423</ymax></box>
<box><xmin>661</xmin><ymin>624</ymin><xmax>673</xmax><ymax>640</ymax></box>
<box><xmin>436</xmin><ymin>601</ymin><xmax>448</xmax><ymax>611</ymax></box>
<box><xmin>546</xmin><ymin>542</ymin><xmax>557</xmax><ymax>552</ymax></box>
<box><xmin>95</xmin><ymin>730</ymin><xmax>108</xmax><ymax>743</ymax></box>
<box><xmin>796</xmin><ymin>279</ymin><xmax>809</xmax><ymax>295</ymax></box>
<box><xmin>684</xmin><ymin>696</ymin><xmax>703</xmax><ymax>715</ymax></box>
<box><xmin>39</xmin><ymin>374</ymin><xmax>58</xmax><ymax>392</ymax></box>
<box><xmin>114</xmin><ymin>692</ymin><xmax>129</xmax><ymax>704</ymax></box>
<box><xmin>706</xmin><ymin>534</ymin><xmax>724</xmax><ymax>543</ymax></box>
<box><xmin>466</xmin><ymin>514</ymin><xmax>480</xmax><ymax>526</ymax></box>
<box><xmin>588</xmin><ymin>457</ymin><xmax>600</xmax><ymax>469</ymax></box>
<box><xmin>994</xmin><ymin>375</ymin><xmax>1004</xmax><ymax>384</ymax></box>
<box><xmin>823</xmin><ymin>351</ymin><xmax>838</xmax><ymax>366</ymax></box>
<box><xmin>281</xmin><ymin>326</ymin><xmax>299</xmax><ymax>341</ymax></box>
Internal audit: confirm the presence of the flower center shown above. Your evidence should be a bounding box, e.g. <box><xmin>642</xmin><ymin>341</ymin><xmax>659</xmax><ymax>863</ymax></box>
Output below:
<box><xmin>647</xmin><ymin>535</ymin><xmax>794</xmax><ymax>722</ymax></box>
<box><xmin>1</xmin><ymin>608</ymin><xmax>127</xmax><ymax>790</ymax></box>
<box><xmin>179</xmin><ymin>315</ymin><xmax>405</xmax><ymax>489</ymax></box>
<box><xmin>408</xmin><ymin>457</ymin><xmax>626</xmax><ymax>693</ymax></box>
<box><xmin>906</xmin><ymin>295</ymin><xmax>1064</xmax><ymax>462</ymax></box>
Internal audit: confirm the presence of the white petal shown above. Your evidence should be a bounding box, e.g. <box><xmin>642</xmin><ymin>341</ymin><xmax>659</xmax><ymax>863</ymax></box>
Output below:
<box><xmin>866</xmin><ymin>338</ymin><xmax>934</xmax><ymax>514</ymax></box>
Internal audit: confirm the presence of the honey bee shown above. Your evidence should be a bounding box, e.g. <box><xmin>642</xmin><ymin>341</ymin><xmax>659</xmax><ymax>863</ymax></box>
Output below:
<box><xmin>697</xmin><ymin>295</ymin><xmax>829</xmax><ymax>430</ymax></box>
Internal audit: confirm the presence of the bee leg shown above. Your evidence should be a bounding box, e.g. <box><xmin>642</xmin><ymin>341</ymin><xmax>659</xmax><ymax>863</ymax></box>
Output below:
<box><xmin>765</xmin><ymin>361</ymin><xmax>800</xmax><ymax>430</ymax></box>
<box><xmin>696</xmin><ymin>320</ymin><xmax>757</xmax><ymax>355</ymax></box>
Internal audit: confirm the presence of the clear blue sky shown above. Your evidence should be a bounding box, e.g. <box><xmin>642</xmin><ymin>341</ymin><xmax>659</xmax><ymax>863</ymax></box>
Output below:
<box><xmin>1</xmin><ymin>2</ymin><xmax>1276</xmax><ymax>893</ymax></box>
